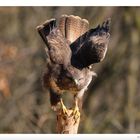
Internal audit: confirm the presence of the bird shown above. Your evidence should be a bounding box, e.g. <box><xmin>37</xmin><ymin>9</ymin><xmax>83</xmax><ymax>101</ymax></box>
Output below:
<box><xmin>37</xmin><ymin>15</ymin><xmax>110</xmax><ymax>118</ymax></box>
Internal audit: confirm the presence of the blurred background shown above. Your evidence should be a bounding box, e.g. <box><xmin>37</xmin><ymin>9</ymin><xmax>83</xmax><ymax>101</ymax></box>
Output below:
<box><xmin>0</xmin><ymin>7</ymin><xmax>140</xmax><ymax>133</ymax></box>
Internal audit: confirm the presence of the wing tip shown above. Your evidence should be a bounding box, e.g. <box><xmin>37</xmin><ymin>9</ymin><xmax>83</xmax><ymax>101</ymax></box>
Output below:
<box><xmin>36</xmin><ymin>24</ymin><xmax>44</xmax><ymax>31</ymax></box>
<box><xmin>43</xmin><ymin>18</ymin><xmax>56</xmax><ymax>26</ymax></box>
<box><xmin>102</xmin><ymin>18</ymin><xmax>111</xmax><ymax>32</ymax></box>
<box><xmin>36</xmin><ymin>18</ymin><xmax>56</xmax><ymax>31</ymax></box>
<box><xmin>105</xmin><ymin>18</ymin><xmax>111</xmax><ymax>26</ymax></box>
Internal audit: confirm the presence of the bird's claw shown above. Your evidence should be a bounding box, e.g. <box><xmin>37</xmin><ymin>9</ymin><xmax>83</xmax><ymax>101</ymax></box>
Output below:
<box><xmin>72</xmin><ymin>106</ymin><xmax>80</xmax><ymax>122</ymax></box>
<box><xmin>61</xmin><ymin>104</ymin><xmax>68</xmax><ymax>115</ymax></box>
<box><xmin>60</xmin><ymin>99</ymin><xmax>68</xmax><ymax>115</ymax></box>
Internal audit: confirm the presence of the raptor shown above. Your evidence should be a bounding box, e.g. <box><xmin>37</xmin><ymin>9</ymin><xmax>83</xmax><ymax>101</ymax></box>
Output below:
<box><xmin>37</xmin><ymin>15</ymin><xmax>110</xmax><ymax>119</ymax></box>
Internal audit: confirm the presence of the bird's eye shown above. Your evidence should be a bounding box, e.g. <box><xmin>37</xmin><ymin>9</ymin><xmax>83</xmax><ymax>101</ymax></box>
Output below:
<box><xmin>78</xmin><ymin>78</ymin><xmax>83</xmax><ymax>81</ymax></box>
<box><xmin>65</xmin><ymin>73</ymin><xmax>74</xmax><ymax>81</ymax></box>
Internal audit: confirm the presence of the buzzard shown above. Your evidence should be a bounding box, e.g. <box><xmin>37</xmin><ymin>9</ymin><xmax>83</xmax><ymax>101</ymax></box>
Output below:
<box><xmin>37</xmin><ymin>15</ymin><xmax>110</xmax><ymax>117</ymax></box>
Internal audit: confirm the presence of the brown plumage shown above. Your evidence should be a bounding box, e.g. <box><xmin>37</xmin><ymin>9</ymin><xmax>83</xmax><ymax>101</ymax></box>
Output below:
<box><xmin>58</xmin><ymin>15</ymin><xmax>89</xmax><ymax>43</ymax></box>
<box><xmin>37</xmin><ymin>15</ymin><xmax>110</xmax><ymax>110</ymax></box>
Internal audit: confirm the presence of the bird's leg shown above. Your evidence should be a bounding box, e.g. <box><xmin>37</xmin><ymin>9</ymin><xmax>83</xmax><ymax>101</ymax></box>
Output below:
<box><xmin>60</xmin><ymin>98</ymin><xmax>68</xmax><ymax>115</ymax></box>
<box><xmin>72</xmin><ymin>97</ymin><xmax>80</xmax><ymax>121</ymax></box>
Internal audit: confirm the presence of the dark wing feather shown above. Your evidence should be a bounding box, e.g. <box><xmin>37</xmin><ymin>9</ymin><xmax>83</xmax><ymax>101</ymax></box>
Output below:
<box><xmin>37</xmin><ymin>19</ymin><xmax>57</xmax><ymax>46</ymax></box>
<box><xmin>37</xmin><ymin>18</ymin><xmax>72</xmax><ymax>67</ymax></box>
<box><xmin>46</xmin><ymin>28</ymin><xmax>71</xmax><ymax>67</ymax></box>
<box><xmin>37</xmin><ymin>19</ymin><xmax>72</xmax><ymax>108</ymax></box>
<box><xmin>71</xmin><ymin>18</ymin><xmax>111</xmax><ymax>68</ymax></box>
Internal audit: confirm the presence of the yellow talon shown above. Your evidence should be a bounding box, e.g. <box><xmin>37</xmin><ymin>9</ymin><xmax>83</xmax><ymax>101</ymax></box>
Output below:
<box><xmin>72</xmin><ymin>100</ymin><xmax>80</xmax><ymax>122</ymax></box>
<box><xmin>60</xmin><ymin>99</ymin><xmax>68</xmax><ymax>115</ymax></box>
<box><xmin>73</xmin><ymin>106</ymin><xmax>80</xmax><ymax>120</ymax></box>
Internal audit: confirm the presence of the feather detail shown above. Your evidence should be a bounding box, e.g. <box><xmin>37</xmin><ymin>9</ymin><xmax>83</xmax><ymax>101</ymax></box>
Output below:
<box><xmin>36</xmin><ymin>19</ymin><xmax>56</xmax><ymax>46</ymax></box>
<box><xmin>58</xmin><ymin>15</ymin><xmax>89</xmax><ymax>43</ymax></box>
<box><xmin>66</xmin><ymin>15</ymin><xmax>81</xmax><ymax>43</ymax></box>
<box><xmin>71</xmin><ymin>18</ymin><xmax>111</xmax><ymax>68</ymax></box>
<box><xmin>37</xmin><ymin>16</ymin><xmax>111</xmax><ymax>109</ymax></box>
<box><xmin>58</xmin><ymin>15</ymin><xmax>67</xmax><ymax>37</ymax></box>
<box><xmin>80</xmin><ymin>18</ymin><xmax>89</xmax><ymax>36</ymax></box>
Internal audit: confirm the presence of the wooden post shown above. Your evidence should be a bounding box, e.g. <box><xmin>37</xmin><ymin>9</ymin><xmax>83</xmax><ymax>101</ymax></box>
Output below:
<box><xmin>56</xmin><ymin>108</ymin><xmax>80</xmax><ymax>134</ymax></box>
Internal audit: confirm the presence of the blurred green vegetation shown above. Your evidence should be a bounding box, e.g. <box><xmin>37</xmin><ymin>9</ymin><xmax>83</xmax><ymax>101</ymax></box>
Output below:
<box><xmin>0</xmin><ymin>7</ymin><xmax>140</xmax><ymax>133</ymax></box>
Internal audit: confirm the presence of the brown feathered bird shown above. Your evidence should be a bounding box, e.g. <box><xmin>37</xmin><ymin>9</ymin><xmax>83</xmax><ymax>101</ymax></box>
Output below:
<box><xmin>37</xmin><ymin>15</ymin><xmax>110</xmax><ymax>116</ymax></box>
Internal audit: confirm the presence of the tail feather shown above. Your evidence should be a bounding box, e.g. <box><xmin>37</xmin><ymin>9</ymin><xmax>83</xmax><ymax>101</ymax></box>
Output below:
<box><xmin>79</xmin><ymin>18</ymin><xmax>89</xmax><ymax>36</ymax></box>
<box><xmin>58</xmin><ymin>15</ymin><xmax>89</xmax><ymax>43</ymax></box>
<box><xmin>66</xmin><ymin>15</ymin><xmax>81</xmax><ymax>43</ymax></box>
<box><xmin>58</xmin><ymin>15</ymin><xmax>67</xmax><ymax>37</ymax></box>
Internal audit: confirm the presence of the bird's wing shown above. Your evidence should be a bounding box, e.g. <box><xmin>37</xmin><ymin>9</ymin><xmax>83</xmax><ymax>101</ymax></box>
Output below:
<box><xmin>37</xmin><ymin>19</ymin><xmax>57</xmax><ymax>46</ymax></box>
<box><xmin>58</xmin><ymin>15</ymin><xmax>89</xmax><ymax>44</ymax></box>
<box><xmin>71</xmin><ymin>18</ymin><xmax>111</xmax><ymax>68</ymax></box>
<box><xmin>37</xmin><ymin>19</ymin><xmax>72</xmax><ymax>67</ymax></box>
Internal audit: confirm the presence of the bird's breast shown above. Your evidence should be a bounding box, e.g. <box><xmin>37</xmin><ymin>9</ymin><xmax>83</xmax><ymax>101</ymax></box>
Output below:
<box><xmin>56</xmin><ymin>77</ymin><xmax>78</xmax><ymax>93</ymax></box>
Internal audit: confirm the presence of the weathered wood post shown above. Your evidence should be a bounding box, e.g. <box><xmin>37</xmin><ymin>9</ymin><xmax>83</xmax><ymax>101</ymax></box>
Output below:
<box><xmin>56</xmin><ymin>108</ymin><xmax>80</xmax><ymax>134</ymax></box>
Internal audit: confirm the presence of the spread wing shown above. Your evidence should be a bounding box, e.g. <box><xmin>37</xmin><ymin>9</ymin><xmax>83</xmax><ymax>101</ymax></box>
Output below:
<box><xmin>58</xmin><ymin>15</ymin><xmax>89</xmax><ymax>44</ymax></box>
<box><xmin>71</xmin><ymin>18</ymin><xmax>111</xmax><ymax>68</ymax></box>
<box><xmin>37</xmin><ymin>19</ymin><xmax>72</xmax><ymax>67</ymax></box>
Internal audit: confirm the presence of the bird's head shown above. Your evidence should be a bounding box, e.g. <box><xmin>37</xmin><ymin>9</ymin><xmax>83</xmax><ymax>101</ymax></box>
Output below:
<box><xmin>66</xmin><ymin>66</ymin><xmax>97</xmax><ymax>89</ymax></box>
<box><xmin>63</xmin><ymin>66</ymin><xmax>83</xmax><ymax>89</ymax></box>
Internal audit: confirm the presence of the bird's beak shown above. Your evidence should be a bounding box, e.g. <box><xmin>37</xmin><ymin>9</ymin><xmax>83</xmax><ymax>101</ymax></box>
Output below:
<box><xmin>74</xmin><ymin>79</ymin><xmax>78</xmax><ymax>85</ymax></box>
